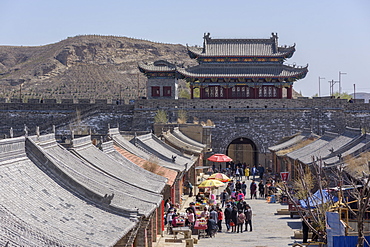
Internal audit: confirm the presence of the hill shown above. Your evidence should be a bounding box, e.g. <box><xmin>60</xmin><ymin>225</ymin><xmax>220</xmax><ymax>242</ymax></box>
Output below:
<box><xmin>0</xmin><ymin>35</ymin><xmax>196</xmax><ymax>101</ymax></box>
<box><xmin>0</xmin><ymin>35</ymin><xmax>302</xmax><ymax>101</ymax></box>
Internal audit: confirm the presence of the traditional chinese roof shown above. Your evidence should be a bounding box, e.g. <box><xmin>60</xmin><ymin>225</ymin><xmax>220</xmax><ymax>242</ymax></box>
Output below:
<box><xmin>162</xmin><ymin>130</ymin><xmax>204</xmax><ymax>155</ymax></box>
<box><xmin>296</xmin><ymin>128</ymin><xmax>362</xmax><ymax>164</ymax></box>
<box><xmin>172</xmin><ymin>127</ymin><xmax>206</xmax><ymax>149</ymax></box>
<box><xmin>134</xmin><ymin>133</ymin><xmax>195</xmax><ymax>171</ymax></box>
<box><xmin>323</xmin><ymin>133</ymin><xmax>370</xmax><ymax>167</ymax></box>
<box><xmin>109</xmin><ymin>128</ymin><xmax>184</xmax><ymax>172</ymax></box>
<box><xmin>138</xmin><ymin>60</ymin><xmax>176</xmax><ymax>73</ymax></box>
<box><xmin>28</xmin><ymin>134</ymin><xmax>157</xmax><ymax>217</ymax></box>
<box><xmin>188</xmin><ymin>33</ymin><xmax>295</xmax><ymax>58</ymax></box>
<box><xmin>177</xmin><ymin>63</ymin><xmax>308</xmax><ymax>81</ymax></box>
<box><xmin>71</xmin><ymin>136</ymin><xmax>166</xmax><ymax>195</ymax></box>
<box><xmin>113</xmin><ymin>145</ymin><xmax>177</xmax><ymax>186</ymax></box>
<box><xmin>268</xmin><ymin>130</ymin><xmax>312</xmax><ymax>152</ymax></box>
<box><xmin>0</xmin><ymin>137</ymin><xmax>136</xmax><ymax>247</ymax></box>
<box><xmin>101</xmin><ymin>140</ymin><xmax>168</xmax><ymax>184</ymax></box>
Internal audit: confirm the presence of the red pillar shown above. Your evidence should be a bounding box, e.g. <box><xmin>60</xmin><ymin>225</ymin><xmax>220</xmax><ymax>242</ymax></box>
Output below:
<box><xmin>254</xmin><ymin>87</ymin><xmax>259</xmax><ymax>99</ymax></box>
<box><xmin>287</xmin><ymin>86</ymin><xmax>293</xmax><ymax>99</ymax></box>
<box><xmin>277</xmin><ymin>87</ymin><xmax>283</xmax><ymax>99</ymax></box>
<box><xmin>190</xmin><ymin>85</ymin><xmax>194</xmax><ymax>99</ymax></box>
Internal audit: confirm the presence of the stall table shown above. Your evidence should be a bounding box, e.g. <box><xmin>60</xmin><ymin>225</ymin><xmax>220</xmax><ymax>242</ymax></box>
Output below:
<box><xmin>172</xmin><ymin>227</ymin><xmax>192</xmax><ymax>239</ymax></box>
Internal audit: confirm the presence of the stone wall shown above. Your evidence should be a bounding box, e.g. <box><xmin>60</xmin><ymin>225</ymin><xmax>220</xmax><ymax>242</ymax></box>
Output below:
<box><xmin>1</xmin><ymin>98</ymin><xmax>369</xmax><ymax>158</ymax></box>
<box><xmin>132</xmin><ymin>98</ymin><xmax>370</xmax><ymax>156</ymax></box>
<box><xmin>0</xmin><ymin>100</ymin><xmax>134</xmax><ymax>138</ymax></box>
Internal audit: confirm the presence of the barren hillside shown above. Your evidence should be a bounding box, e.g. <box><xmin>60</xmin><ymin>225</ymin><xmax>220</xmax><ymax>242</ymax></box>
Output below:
<box><xmin>0</xmin><ymin>35</ymin><xmax>196</xmax><ymax>101</ymax></box>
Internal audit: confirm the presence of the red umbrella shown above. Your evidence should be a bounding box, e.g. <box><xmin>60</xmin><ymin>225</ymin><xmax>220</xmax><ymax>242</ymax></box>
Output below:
<box><xmin>207</xmin><ymin>153</ymin><xmax>232</xmax><ymax>162</ymax></box>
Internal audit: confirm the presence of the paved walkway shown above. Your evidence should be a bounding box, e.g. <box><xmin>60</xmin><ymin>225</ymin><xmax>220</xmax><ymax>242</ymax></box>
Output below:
<box><xmin>155</xmin><ymin>179</ymin><xmax>303</xmax><ymax>247</ymax></box>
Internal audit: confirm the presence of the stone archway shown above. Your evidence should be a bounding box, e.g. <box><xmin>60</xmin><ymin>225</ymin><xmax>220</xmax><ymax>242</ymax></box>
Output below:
<box><xmin>226</xmin><ymin>137</ymin><xmax>258</xmax><ymax>167</ymax></box>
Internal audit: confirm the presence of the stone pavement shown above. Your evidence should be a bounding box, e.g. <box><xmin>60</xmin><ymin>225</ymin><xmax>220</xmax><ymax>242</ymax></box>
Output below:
<box><xmin>155</xmin><ymin>179</ymin><xmax>303</xmax><ymax>247</ymax></box>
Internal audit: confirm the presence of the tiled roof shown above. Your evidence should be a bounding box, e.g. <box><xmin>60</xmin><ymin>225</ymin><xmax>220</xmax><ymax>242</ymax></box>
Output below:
<box><xmin>297</xmin><ymin>128</ymin><xmax>362</xmax><ymax>164</ymax></box>
<box><xmin>323</xmin><ymin>133</ymin><xmax>370</xmax><ymax>166</ymax></box>
<box><xmin>113</xmin><ymin>145</ymin><xmax>177</xmax><ymax>186</ymax></box>
<box><xmin>162</xmin><ymin>130</ymin><xmax>204</xmax><ymax>154</ymax></box>
<box><xmin>177</xmin><ymin>63</ymin><xmax>308</xmax><ymax>79</ymax></box>
<box><xmin>71</xmin><ymin>136</ymin><xmax>165</xmax><ymax>195</ymax></box>
<box><xmin>172</xmin><ymin>127</ymin><xmax>206</xmax><ymax>149</ymax></box>
<box><xmin>109</xmin><ymin>128</ymin><xmax>183</xmax><ymax>171</ymax></box>
<box><xmin>286</xmin><ymin>132</ymin><xmax>339</xmax><ymax>161</ymax></box>
<box><xmin>102</xmin><ymin>140</ymin><xmax>168</xmax><ymax>184</ymax></box>
<box><xmin>188</xmin><ymin>33</ymin><xmax>295</xmax><ymax>57</ymax></box>
<box><xmin>135</xmin><ymin>133</ymin><xmax>195</xmax><ymax>171</ymax></box>
<box><xmin>269</xmin><ymin>130</ymin><xmax>312</xmax><ymax>152</ymax></box>
<box><xmin>28</xmin><ymin>134</ymin><xmax>157</xmax><ymax>217</ymax></box>
<box><xmin>138</xmin><ymin>60</ymin><xmax>176</xmax><ymax>72</ymax></box>
<box><xmin>0</xmin><ymin>137</ymin><xmax>136</xmax><ymax>247</ymax></box>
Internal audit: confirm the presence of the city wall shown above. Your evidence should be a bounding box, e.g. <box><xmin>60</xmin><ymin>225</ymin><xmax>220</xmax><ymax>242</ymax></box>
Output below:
<box><xmin>1</xmin><ymin>97</ymin><xmax>369</xmax><ymax>155</ymax></box>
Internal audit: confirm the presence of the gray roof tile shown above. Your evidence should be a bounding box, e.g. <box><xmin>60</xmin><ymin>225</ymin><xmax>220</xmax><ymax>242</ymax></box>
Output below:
<box><xmin>109</xmin><ymin>128</ymin><xmax>183</xmax><ymax>171</ymax></box>
<box><xmin>0</xmin><ymin>137</ymin><xmax>136</xmax><ymax>247</ymax></box>
<box><xmin>29</xmin><ymin>134</ymin><xmax>158</xmax><ymax>217</ymax></box>
<box><xmin>177</xmin><ymin>63</ymin><xmax>308</xmax><ymax>79</ymax></box>
<box><xmin>135</xmin><ymin>133</ymin><xmax>195</xmax><ymax>171</ymax></box>
<box><xmin>188</xmin><ymin>34</ymin><xmax>295</xmax><ymax>57</ymax></box>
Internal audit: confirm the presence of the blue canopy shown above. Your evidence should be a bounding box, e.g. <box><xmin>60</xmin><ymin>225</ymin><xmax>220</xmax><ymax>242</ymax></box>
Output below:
<box><xmin>299</xmin><ymin>190</ymin><xmax>338</xmax><ymax>209</ymax></box>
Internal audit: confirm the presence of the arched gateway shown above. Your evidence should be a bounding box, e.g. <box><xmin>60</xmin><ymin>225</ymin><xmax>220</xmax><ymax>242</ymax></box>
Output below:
<box><xmin>226</xmin><ymin>137</ymin><xmax>258</xmax><ymax>167</ymax></box>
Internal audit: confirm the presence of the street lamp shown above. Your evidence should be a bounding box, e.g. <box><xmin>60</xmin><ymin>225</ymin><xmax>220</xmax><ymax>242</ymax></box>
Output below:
<box><xmin>339</xmin><ymin>71</ymin><xmax>347</xmax><ymax>95</ymax></box>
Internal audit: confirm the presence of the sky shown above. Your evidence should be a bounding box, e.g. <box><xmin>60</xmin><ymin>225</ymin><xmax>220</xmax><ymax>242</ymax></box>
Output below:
<box><xmin>1</xmin><ymin>0</ymin><xmax>370</xmax><ymax>97</ymax></box>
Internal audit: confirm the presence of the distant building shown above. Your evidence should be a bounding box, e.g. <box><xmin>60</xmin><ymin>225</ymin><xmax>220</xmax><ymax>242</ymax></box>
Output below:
<box><xmin>139</xmin><ymin>33</ymin><xmax>308</xmax><ymax>99</ymax></box>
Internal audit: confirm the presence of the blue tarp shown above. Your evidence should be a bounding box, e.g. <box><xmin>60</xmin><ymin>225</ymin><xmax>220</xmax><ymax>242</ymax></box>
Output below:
<box><xmin>333</xmin><ymin>236</ymin><xmax>370</xmax><ymax>247</ymax></box>
<box><xmin>299</xmin><ymin>190</ymin><xmax>338</xmax><ymax>209</ymax></box>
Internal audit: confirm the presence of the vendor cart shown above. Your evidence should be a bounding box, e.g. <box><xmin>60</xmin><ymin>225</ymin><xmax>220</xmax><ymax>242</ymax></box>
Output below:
<box><xmin>194</xmin><ymin>220</ymin><xmax>207</xmax><ymax>239</ymax></box>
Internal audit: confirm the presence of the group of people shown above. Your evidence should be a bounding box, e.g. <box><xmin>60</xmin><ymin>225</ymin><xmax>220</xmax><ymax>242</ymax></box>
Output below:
<box><xmin>223</xmin><ymin>200</ymin><xmax>253</xmax><ymax>233</ymax></box>
<box><xmin>213</xmin><ymin>162</ymin><xmax>266</xmax><ymax>181</ymax></box>
<box><xmin>163</xmin><ymin>163</ymin><xmax>283</xmax><ymax>239</ymax></box>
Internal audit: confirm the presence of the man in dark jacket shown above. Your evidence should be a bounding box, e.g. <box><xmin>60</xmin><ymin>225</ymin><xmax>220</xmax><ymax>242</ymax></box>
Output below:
<box><xmin>244</xmin><ymin>205</ymin><xmax>253</xmax><ymax>231</ymax></box>
<box><xmin>224</xmin><ymin>204</ymin><xmax>232</xmax><ymax>232</ymax></box>
<box><xmin>206</xmin><ymin>215</ymin><xmax>218</xmax><ymax>237</ymax></box>
<box><xmin>231</xmin><ymin>206</ymin><xmax>238</xmax><ymax>233</ymax></box>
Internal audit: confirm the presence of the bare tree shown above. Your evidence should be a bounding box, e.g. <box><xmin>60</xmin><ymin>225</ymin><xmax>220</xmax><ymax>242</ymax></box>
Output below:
<box><xmin>278</xmin><ymin>158</ymin><xmax>336</xmax><ymax>243</ymax></box>
<box><xmin>331</xmin><ymin>152</ymin><xmax>370</xmax><ymax>247</ymax></box>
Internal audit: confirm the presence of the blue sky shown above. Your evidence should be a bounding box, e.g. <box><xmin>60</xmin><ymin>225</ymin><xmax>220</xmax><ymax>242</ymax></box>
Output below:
<box><xmin>1</xmin><ymin>0</ymin><xmax>370</xmax><ymax>97</ymax></box>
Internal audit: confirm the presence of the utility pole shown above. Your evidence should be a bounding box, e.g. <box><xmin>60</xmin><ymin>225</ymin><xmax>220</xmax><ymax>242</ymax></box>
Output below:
<box><xmin>339</xmin><ymin>71</ymin><xmax>347</xmax><ymax>95</ymax></box>
<box><xmin>318</xmin><ymin>77</ymin><xmax>325</xmax><ymax>97</ymax></box>
<box><xmin>328</xmin><ymin>80</ymin><xmax>339</xmax><ymax>97</ymax></box>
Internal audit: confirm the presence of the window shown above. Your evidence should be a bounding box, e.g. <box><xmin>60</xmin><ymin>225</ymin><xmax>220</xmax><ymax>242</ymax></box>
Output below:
<box><xmin>163</xmin><ymin>86</ymin><xmax>171</xmax><ymax>97</ymax></box>
<box><xmin>151</xmin><ymin>86</ymin><xmax>160</xmax><ymax>97</ymax></box>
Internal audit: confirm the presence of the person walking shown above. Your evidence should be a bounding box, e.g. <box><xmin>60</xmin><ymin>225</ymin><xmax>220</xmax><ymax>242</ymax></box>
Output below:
<box><xmin>231</xmin><ymin>206</ymin><xmax>238</xmax><ymax>233</ymax></box>
<box><xmin>217</xmin><ymin>207</ymin><xmax>223</xmax><ymax>232</ymax></box>
<box><xmin>245</xmin><ymin>166</ymin><xmax>250</xmax><ymax>180</ymax></box>
<box><xmin>224</xmin><ymin>204</ymin><xmax>232</xmax><ymax>232</ymax></box>
<box><xmin>235</xmin><ymin>166</ymin><xmax>241</xmax><ymax>181</ymax></box>
<box><xmin>252</xmin><ymin>166</ymin><xmax>257</xmax><ymax>180</ymax></box>
<box><xmin>220</xmin><ymin>189</ymin><xmax>229</xmax><ymax>208</ymax></box>
<box><xmin>237</xmin><ymin>210</ymin><xmax>246</xmax><ymax>233</ymax></box>
<box><xmin>241</xmin><ymin>181</ymin><xmax>247</xmax><ymax>196</ymax></box>
<box><xmin>244</xmin><ymin>205</ymin><xmax>253</xmax><ymax>231</ymax></box>
<box><xmin>186</xmin><ymin>181</ymin><xmax>193</xmax><ymax>197</ymax></box>
<box><xmin>258</xmin><ymin>164</ymin><xmax>265</xmax><ymax>180</ymax></box>
<box><xmin>258</xmin><ymin>180</ymin><xmax>265</xmax><ymax>198</ymax></box>
<box><xmin>250</xmin><ymin>180</ymin><xmax>257</xmax><ymax>199</ymax></box>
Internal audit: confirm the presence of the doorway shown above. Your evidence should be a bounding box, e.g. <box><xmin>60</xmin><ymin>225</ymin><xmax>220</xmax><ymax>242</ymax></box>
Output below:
<box><xmin>226</xmin><ymin>137</ymin><xmax>258</xmax><ymax>167</ymax></box>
